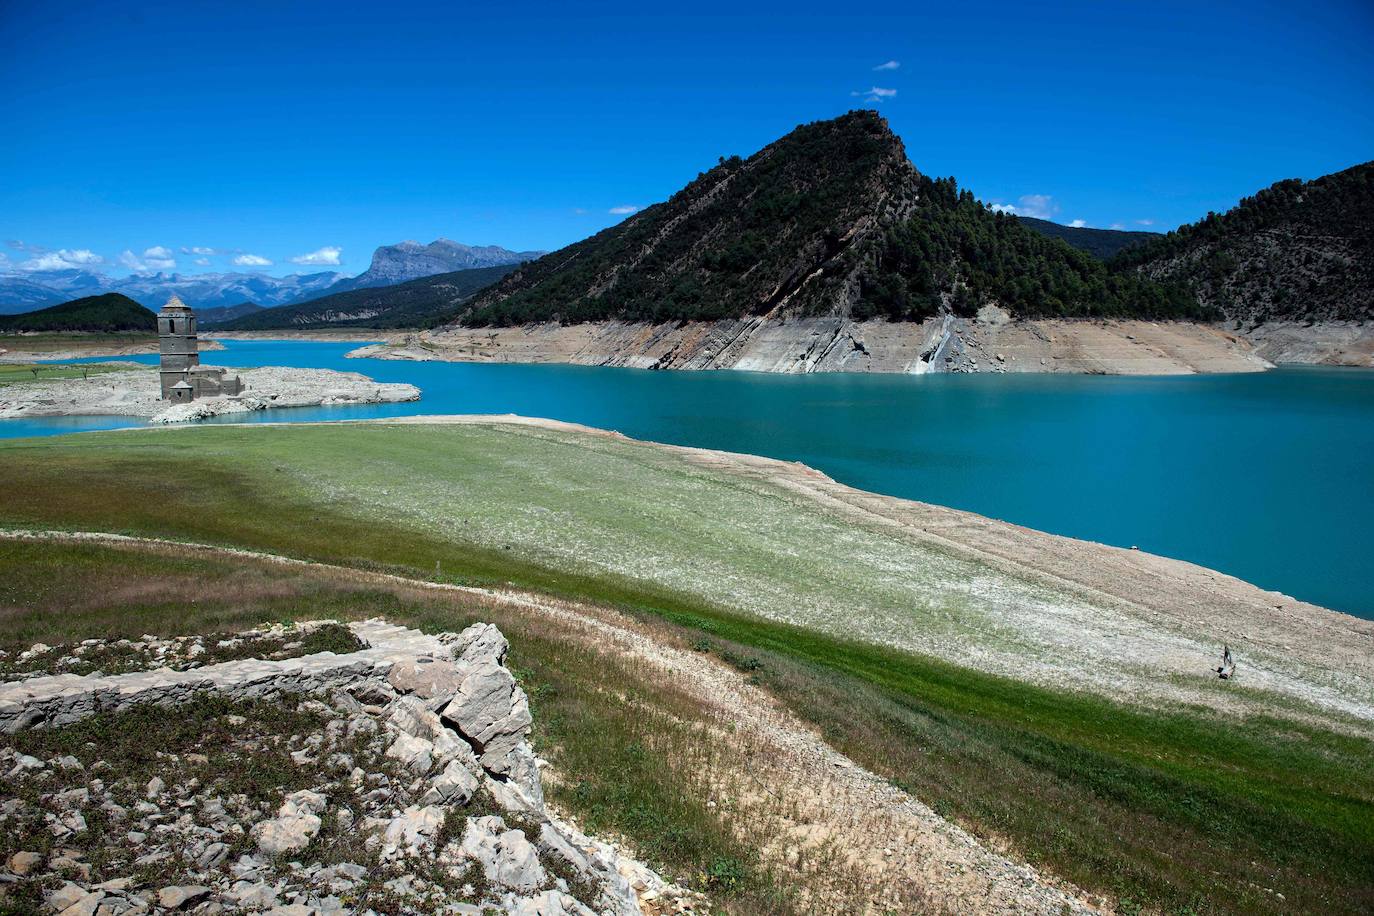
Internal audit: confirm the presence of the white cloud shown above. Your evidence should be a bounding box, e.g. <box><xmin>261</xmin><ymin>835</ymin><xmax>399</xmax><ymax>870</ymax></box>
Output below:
<box><xmin>180</xmin><ymin>246</ymin><xmax>215</xmax><ymax>255</ymax></box>
<box><xmin>1136</xmin><ymin>219</ymin><xmax>1155</xmax><ymax>226</ymax></box>
<box><xmin>19</xmin><ymin>248</ymin><xmax>105</xmax><ymax>272</ymax></box>
<box><xmin>873</xmin><ymin>60</ymin><xmax>900</xmax><ymax>71</ymax></box>
<box><xmin>194</xmin><ymin>257</ymin><xmax>210</xmax><ymax>266</ymax></box>
<box><xmin>608</xmin><ymin>205</ymin><xmax>640</xmax><ymax>215</ymax></box>
<box><xmin>851</xmin><ymin>86</ymin><xmax>897</xmax><ymax>102</ymax></box>
<box><xmin>1110</xmin><ymin>223</ymin><xmax>1126</xmax><ymax>230</ymax></box>
<box><xmin>290</xmin><ymin>245</ymin><xmax>343</xmax><ymax>266</ymax></box>
<box><xmin>143</xmin><ymin>246</ymin><xmax>176</xmax><ymax>270</ymax></box>
<box><xmin>1069</xmin><ymin>219</ymin><xmax>1087</xmax><ymax>228</ymax></box>
<box><xmin>989</xmin><ymin>194</ymin><xmax>1059</xmax><ymax>220</ymax></box>
<box><xmin>233</xmin><ymin>253</ymin><xmax>272</xmax><ymax>267</ymax></box>
<box><xmin>572</xmin><ymin>207</ymin><xmax>588</xmax><ymax>215</ymax></box>
<box><xmin>117</xmin><ymin>246</ymin><xmax>176</xmax><ymax>273</ymax></box>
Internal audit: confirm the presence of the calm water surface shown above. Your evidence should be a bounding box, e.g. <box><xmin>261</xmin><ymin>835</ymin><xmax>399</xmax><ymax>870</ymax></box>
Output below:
<box><xmin>8</xmin><ymin>339</ymin><xmax>1374</xmax><ymax>619</ymax></box>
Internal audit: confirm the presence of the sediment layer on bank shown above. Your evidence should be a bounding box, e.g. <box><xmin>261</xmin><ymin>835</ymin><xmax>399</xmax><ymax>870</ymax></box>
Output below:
<box><xmin>347</xmin><ymin>317</ymin><xmax>1370</xmax><ymax>375</ymax></box>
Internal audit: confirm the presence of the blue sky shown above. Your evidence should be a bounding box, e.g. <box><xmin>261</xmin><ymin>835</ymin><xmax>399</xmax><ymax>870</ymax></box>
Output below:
<box><xmin>2</xmin><ymin>0</ymin><xmax>1370</xmax><ymax>278</ymax></box>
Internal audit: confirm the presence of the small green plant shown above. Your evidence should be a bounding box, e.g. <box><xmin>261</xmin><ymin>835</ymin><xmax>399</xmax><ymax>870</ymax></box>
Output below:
<box><xmin>704</xmin><ymin>856</ymin><xmax>748</xmax><ymax>893</ymax></box>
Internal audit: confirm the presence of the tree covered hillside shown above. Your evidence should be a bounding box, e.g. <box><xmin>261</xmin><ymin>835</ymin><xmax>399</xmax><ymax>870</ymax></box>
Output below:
<box><xmin>441</xmin><ymin>111</ymin><xmax>1207</xmax><ymax>327</ymax></box>
<box><xmin>1016</xmin><ymin>216</ymin><xmax>1159</xmax><ymax>260</ymax></box>
<box><xmin>220</xmin><ymin>264</ymin><xmax>519</xmax><ymax>330</ymax></box>
<box><xmin>1112</xmin><ymin>161</ymin><xmax>1373</xmax><ymax>322</ymax></box>
<box><xmin>0</xmin><ymin>293</ymin><xmax>155</xmax><ymax>333</ymax></box>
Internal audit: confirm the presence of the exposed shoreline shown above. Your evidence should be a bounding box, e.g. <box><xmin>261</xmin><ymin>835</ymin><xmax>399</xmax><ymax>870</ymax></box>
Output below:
<box><xmin>0</xmin><ymin>363</ymin><xmax>419</xmax><ymax>423</ymax></box>
<box><xmin>214</xmin><ymin>317</ymin><xmax>1374</xmax><ymax>375</ymax></box>
<box><xmin>121</xmin><ymin>412</ymin><xmax>1374</xmax><ymax>729</ymax></box>
<box><xmin>0</xmin><ymin>336</ymin><xmax>225</xmax><ymax>363</ymax></box>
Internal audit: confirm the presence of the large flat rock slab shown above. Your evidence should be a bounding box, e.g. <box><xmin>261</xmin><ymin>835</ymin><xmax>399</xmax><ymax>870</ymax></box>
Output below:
<box><xmin>0</xmin><ymin>620</ymin><xmax>447</xmax><ymax>733</ymax></box>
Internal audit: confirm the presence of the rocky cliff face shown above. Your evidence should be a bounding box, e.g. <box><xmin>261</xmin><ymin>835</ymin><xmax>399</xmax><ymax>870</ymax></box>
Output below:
<box><xmin>1114</xmin><ymin>160</ymin><xmax>1374</xmax><ymax>323</ymax></box>
<box><xmin>326</xmin><ymin>240</ymin><xmax>542</xmax><ymax>295</ymax></box>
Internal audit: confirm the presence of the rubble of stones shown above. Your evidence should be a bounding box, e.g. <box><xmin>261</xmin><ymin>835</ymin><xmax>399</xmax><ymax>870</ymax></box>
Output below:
<box><xmin>0</xmin><ymin>622</ymin><xmax>697</xmax><ymax>916</ymax></box>
<box><xmin>0</xmin><ymin>623</ymin><xmax>363</xmax><ymax>683</ymax></box>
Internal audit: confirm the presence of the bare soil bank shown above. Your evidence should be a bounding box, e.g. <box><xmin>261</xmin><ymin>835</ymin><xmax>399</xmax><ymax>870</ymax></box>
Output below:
<box><xmin>341</xmin><ymin>316</ymin><xmax>1373</xmax><ymax>375</ymax></box>
<box><xmin>0</xmin><ymin>335</ymin><xmax>225</xmax><ymax>363</ymax></box>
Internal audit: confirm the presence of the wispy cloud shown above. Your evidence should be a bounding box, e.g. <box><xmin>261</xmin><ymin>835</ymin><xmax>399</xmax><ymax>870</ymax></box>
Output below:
<box><xmin>608</xmin><ymin>205</ymin><xmax>640</xmax><ymax>215</ymax></box>
<box><xmin>180</xmin><ymin>246</ymin><xmax>216</xmax><ymax>255</ymax></box>
<box><xmin>851</xmin><ymin>86</ymin><xmax>897</xmax><ymax>103</ymax></box>
<box><xmin>873</xmin><ymin>60</ymin><xmax>900</xmax><ymax>71</ymax></box>
<box><xmin>233</xmin><ymin>253</ymin><xmax>272</xmax><ymax>267</ymax></box>
<box><xmin>117</xmin><ymin>246</ymin><xmax>176</xmax><ymax>273</ymax></box>
<box><xmin>19</xmin><ymin>248</ymin><xmax>105</xmax><ymax>272</ymax></box>
<box><xmin>1110</xmin><ymin>223</ymin><xmax>1126</xmax><ymax>230</ymax></box>
<box><xmin>989</xmin><ymin>194</ymin><xmax>1059</xmax><ymax>220</ymax></box>
<box><xmin>290</xmin><ymin>246</ymin><xmax>342</xmax><ymax>266</ymax></box>
<box><xmin>1136</xmin><ymin>219</ymin><xmax>1155</xmax><ymax>226</ymax></box>
<box><xmin>194</xmin><ymin>257</ymin><xmax>210</xmax><ymax>266</ymax></box>
<box><xmin>572</xmin><ymin>207</ymin><xmax>588</xmax><ymax>215</ymax></box>
<box><xmin>1069</xmin><ymin>219</ymin><xmax>1088</xmax><ymax>228</ymax></box>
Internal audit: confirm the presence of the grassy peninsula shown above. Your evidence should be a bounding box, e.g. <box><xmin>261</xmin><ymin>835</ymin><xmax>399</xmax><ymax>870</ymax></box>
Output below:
<box><xmin>1</xmin><ymin>419</ymin><xmax>1369</xmax><ymax>915</ymax></box>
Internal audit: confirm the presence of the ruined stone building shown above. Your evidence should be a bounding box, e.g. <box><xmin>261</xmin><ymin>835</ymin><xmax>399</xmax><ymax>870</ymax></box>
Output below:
<box><xmin>158</xmin><ymin>295</ymin><xmax>243</xmax><ymax>402</ymax></box>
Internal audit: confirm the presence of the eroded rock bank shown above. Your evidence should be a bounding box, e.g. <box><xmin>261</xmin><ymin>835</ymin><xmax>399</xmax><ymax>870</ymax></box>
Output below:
<box><xmin>0</xmin><ymin>365</ymin><xmax>419</xmax><ymax>424</ymax></box>
<box><xmin>346</xmin><ymin>314</ymin><xmax>1358</xmax><ymax>375</ymax></box>
<box><xmin>0</xmin><ymin>619</ymin><xmax>695</xmax><ymax>915</ymax></box>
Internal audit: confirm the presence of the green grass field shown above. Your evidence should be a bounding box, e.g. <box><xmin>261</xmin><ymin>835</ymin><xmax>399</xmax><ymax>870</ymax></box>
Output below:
<box><xmin>0</xmin><ymin>362</ymin><xmax>136</xmax><ymax>386</ymax></box>
<box><xmin>1</xmin><ymin>421</ymin><xmax>1371</xmax><ymax>914</ymax></box>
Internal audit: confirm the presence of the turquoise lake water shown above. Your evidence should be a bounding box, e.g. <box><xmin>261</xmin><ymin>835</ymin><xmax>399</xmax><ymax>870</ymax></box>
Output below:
<box><xmin>7</xmin><ymin>339</ymin><xmax>1374</xmax><ymax>619</ymax></box>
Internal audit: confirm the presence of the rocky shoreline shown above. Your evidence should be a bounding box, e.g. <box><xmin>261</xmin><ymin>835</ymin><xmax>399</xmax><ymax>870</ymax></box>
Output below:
<box><xmin>0</xmin><ymin>365</ymin><xmax>419</xmax><ymax>424</ymax></box>
<box><xmin>339</xmin><ymin>315</ymin><xmax>1372</xmax><ymax>375</ymax></box>
<box><xmin>0</xmin><ymin>619</ymin><xmax>695</xmax><ymax>915</ymax></box>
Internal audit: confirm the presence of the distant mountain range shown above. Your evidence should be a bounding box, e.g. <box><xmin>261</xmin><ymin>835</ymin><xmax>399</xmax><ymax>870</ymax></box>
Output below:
<box><xmin>196</xmin><ymin>302</ymin><xmax>267</xmax><ymax>325</ymax></box>
<box><xmin>0</xmin><ymin>239</ymin><xmax>540</xmax><ymax>316</ymax></box>
<box><xmin>0</xmin><ymin>269</ymin><xmax>344</xmax><ymax>314</ymax></box>
<box><xmin>313</xmin><ymin>240</ymin><xmax>542</xmax><ymax>298</ymax></box>
<box><xmin>218</xmin><ymin>264</ymin><xmax>522</xmax><ymax>330</ymax></box>
<box><xmin>1016</xmin><ymin>217</ymin><xmax>1160</xmax><ymax>260</ymax></box>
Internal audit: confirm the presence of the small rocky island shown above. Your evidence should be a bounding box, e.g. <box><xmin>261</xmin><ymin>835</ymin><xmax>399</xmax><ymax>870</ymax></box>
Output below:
<box><xmin>0</xmin><ymin>296</ymin><xmax>419</xmax><ymax>424</ymax></box>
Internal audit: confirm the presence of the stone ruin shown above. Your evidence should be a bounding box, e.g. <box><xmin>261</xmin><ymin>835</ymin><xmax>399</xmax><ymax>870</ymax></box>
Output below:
<box><xmin>0</xmin><ymin>620</ymin><xmax>697</xmax><ymax>915</ymax></box>
<box><xmin>158</xmin><ymin>295</ymin><xmax>242</xmax><ymax>403</ymax></box>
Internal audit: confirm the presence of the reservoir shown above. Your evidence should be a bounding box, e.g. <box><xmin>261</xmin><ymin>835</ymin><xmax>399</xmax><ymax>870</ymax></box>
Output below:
<box><xmin>5</xmin><ymin>338</ymin><xmax>1373</xmax><ymax>619</ymax></box>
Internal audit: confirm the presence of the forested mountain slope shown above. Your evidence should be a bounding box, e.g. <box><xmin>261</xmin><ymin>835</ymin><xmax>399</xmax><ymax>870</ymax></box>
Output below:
<box><xmin>441</xmin><ymin>111</ymin><xmax>1205</xmax><ymax>327</ymax></box>
<box><xmin>0</xmin><ymin>293</ymin><xmax>155</xmax><ymax>333</ymax></box>
<box><xmin>219</xmin><ymin>264</ymin><xmax>520</xmax><ymax>329</ymax></box>
<box><xmin>1113</xmin><ymin>161</ymin><xmax>1374</xmax><ymax>323</ymax></box>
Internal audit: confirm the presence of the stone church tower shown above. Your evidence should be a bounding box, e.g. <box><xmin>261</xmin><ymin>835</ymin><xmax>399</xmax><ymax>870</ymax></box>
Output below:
<box><xmin>158</xmin><ymin>295</ymin><xmax>199</xmax><ymax>400</ymax></box>
<box><xmin>157</xmin><ymin>295</ymin><xmax>242</xmax><ymax>402</ymax></box>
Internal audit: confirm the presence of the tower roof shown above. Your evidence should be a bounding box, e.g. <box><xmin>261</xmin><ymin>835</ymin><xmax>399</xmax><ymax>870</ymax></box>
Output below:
<box><xmin>159</xmin><ymin>294</ymin><xmax>193</xmax><ymax>315</ymax></box>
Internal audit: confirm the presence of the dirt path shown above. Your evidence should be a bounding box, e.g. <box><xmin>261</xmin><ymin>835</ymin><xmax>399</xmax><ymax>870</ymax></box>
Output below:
<box><xmin>1</xmin><ymin>528</ymin><xmax>1101</xmax><ymax>915</ymax></box>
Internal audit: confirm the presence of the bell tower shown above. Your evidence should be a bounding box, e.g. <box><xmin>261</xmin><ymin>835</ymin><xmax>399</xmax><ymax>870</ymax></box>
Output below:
<box><xmin>158</xmin><ymin>294</ymin><xmax>199</xmax><ymax>400</ymax></box>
